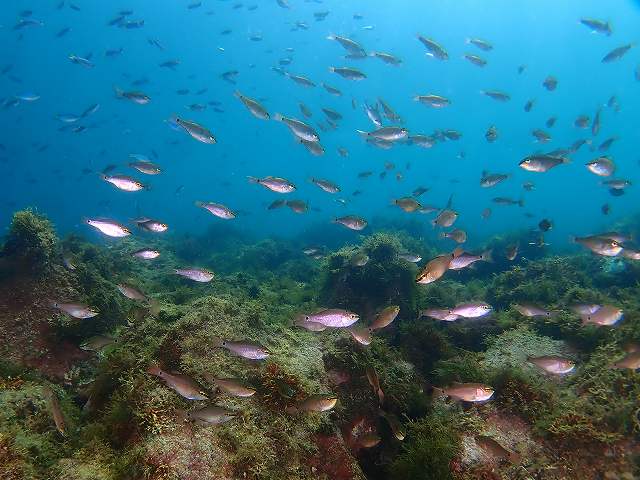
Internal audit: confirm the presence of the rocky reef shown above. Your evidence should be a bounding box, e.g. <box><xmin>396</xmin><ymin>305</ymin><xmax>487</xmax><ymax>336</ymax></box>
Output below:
<box><xmin>0</xmin><ymin>210</ymin><xmax>639</xmax><ymax>479</ymax></box>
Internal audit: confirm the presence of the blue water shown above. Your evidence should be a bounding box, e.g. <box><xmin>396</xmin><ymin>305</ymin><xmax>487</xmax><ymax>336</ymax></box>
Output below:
<box><xmin>2</xmin><ymin>0</ymin><xmax>639</xmax><ymax>251</ymax></box>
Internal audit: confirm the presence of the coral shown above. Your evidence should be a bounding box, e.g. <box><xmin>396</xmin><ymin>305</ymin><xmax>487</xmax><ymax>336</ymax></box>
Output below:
<box><xmin>1</xmin><ymin>208</ymin><xmax>58</xmax><ymax>275</ymax></box>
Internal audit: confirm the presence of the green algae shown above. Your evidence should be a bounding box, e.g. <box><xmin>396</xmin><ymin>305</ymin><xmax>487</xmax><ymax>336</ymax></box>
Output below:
<box><xmin>2</xmin><ymin>208</ymin><xmax>58</xmax><ymax>275</ymax></box>
<box><xmin>1</xmin><ymin>212</ymin><xmax>640</xmax><ymax>479</ymax></box>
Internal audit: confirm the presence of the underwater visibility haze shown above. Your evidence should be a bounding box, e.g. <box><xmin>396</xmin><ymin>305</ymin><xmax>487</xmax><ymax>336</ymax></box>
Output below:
<box><xmin>1</xmin><ymin>1</ymin><xmax>640</xmax><ymax>479</ymax></box>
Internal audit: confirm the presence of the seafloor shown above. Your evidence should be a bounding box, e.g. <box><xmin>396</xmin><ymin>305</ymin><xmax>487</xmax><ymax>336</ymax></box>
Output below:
<box><xmin>0</xmin><ymin>209</ymin><xmax>638</xmax><ymax>480</ymax></box>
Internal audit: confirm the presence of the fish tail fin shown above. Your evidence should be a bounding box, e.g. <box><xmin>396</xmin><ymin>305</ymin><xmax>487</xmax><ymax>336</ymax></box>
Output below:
<box><xmin>147</xmin><ymin>364</ymin><xmax>162</xmax><ymax>376</ymax></box>
<box><xmin>432</xmin><ymin>386</ymin><xmax>446</xmax><ymax>399</ymax></box>
<box><xmin>233</xmin><ymin>90</ymin><xmax>242</xmax><ymax>99</ymax></box>
<box><xmin>518</xmin><ymin>198</ymin><xmax>525</xmax><ymax>207</ymax></box>
<box><xmin>211</xmin><ymin>336</ymin><xmax>224</xmax><ymax>348</ymax></box>
<box><xmin>328</xmin><ymin>66</ymin><xmax>336</xmax><ymax>73</ymax></box>
<box><xmin>481</xmin><ymin>249</ymin><xmax>493</xmax><ymax>262</ymax></box>
<box><xmin>326</xmin><ymin>34</ymin><xmax>336</xmax><ymax>41</ymax></box>
<box><xmin>438</xmin><ymin>232</ymin><xmax>446</xmax><ymax>239</ymax></box>
<box><xmin>273</xmin><ymin>112</ymin><xmax>283</xmax><ymax>122</ymax></box>
<box><xmin>355</xmin><ymin>129</ymin><xmax>368</xmax><ymax>138</ymax></box>
<box><xmin>452</xmin><ymin>247</ymin><xmax>464</xmax><ymax>258</ymax></box>
<box><xmin>194</xmin><ymin>201</ymin><xmax>204</xmax><ymax>208</ymax></box>
<box><xmin>113</xmin><ymin>85</ymin><xmax>124</xmax><ymax>98</ymax></box>
<box><xmin>247</xmin><ymin>176</ymin><xmax>259</xmax><ymax>184</ymax></box>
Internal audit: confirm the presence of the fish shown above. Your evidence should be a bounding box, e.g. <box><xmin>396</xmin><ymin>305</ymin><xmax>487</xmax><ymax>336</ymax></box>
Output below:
<box><xmin>131</xmin><ymin>248</ymin><xmax>160</xmax><ymax>260</ymax></box>
<box><xmin>175</xmin><ymin>268</ymin><xmax>214</xmax><ymax>282</ymax></box>
<box><xmin>235</xmin><ymin>91</ymin><xmax>269</xmax><ymax>120</ymax></box>
<box><xmin>394</xmin><ymin>197</ymin><xmax>421</xmax><ymax>213</ymax></box>
<box><xmin>475</xmin><ymin>436</ymin><xmax>520</xmax><ymax>464</ymax></box>
<box><xmin>586</xmin><ymin>157</ymin><xmax>615</xmax><ymax>177</ymax></box>
<box><xmin>334</xmin><ymin>215</ymin><xmax>367</xmax><ymax>231</ymax></box>
<box><xmin>207</xmin><ymin>377</ymin><xmax>256</xmax><ymax>397</ymax></box>
<box><xmin>326</xmin><ymin>34</ymin><xmax>366</xmax><ymax>57</ymax></box>
<box><xmin>68</xmin><ymin>54</ymin><xmax>94</xmax><ymax>68</ymax></box>
<box><xmin>347</xmin><ymin>326</ymin><xmax>372</xmax><ymax>345</ymax></box>
<box><xmin>611</xmin><ymin>352</ymin><xmax>640</xmax><ymax>370</ymax></box>
<box><xmin>528</xmin><ymin>356</ymin><xmax>575</xmax><ymax>375</ymax></box>
<box><xmin>295</xmin><ymin>317</ymin><xmax>328</xmax><ymax>332</ymax></box>
<box><xmin>294</xmin><ymin>104</ymin><xmax>312</xmax><ymax>122</ymax></box>
<box><xmin>135</xmin><ymin>219</ymin><xmax>168</xmax><ymax>233</ymax></box>
<box><xmin>432</xmin><ymin>209</ymin><xmax>458</xmax><ymax>228</ymax></box>
<box><xmin>297</xmin><ymin>309</ymin><xmax>359</xmax><ymax>328</ymax></box>
<box><xmin>188</xmin><ymin>406</ymin><xmax>236</xmax><ymax>425</ymax></box>
<box><xmin>291</xmin><ymin>394</ymin><xmax>337</xmax><ymax>413</ymax></box>
<box><xmin>539</xmin><ymin>219</ymin><xmax>553</xmax><ymax>232</ymax></box>
<box><xmin>114</xmin><ymin>87</ymin><xmax>150</xmax><ymax>105</ymax></box>
<box><xmin>85</xmin><ymin>218</ymin><xmax>131</xmax><ymax>237</ymax></box>
<box><xmin>420</xmin><ymin>308</ymin><xmax>460</xmax><ymax>322</ymax></box>
<box><xmin>117</xmin><ymin>284</ymin><xmax>148</xmax><ymax>302</ymax></box>
<box><xmin>485</xmin><ymin>126</ymin><xmax>498</xmax><ymax>142</ymax></box>
<box><xmin>480</xmin><ymin>172</ymin><xmax>509</xmax><ymax>188</ymax></box>
<box><xmin>248</xmin><ymin>176</ymin><xmax>296</xmax><ymax>193</ymax></box>
<box><xmin>580</xmin><ymin>18</ymin><xmax>612</xmax><ymax>36</ymax></box>
<box><xmin>370</xmin><ymin>306</ymin><xmax>400</xmax><ymax>330</ymax></box>
<box><xmin>51</xmin><ymin>301</ymin><xmax>98</xmax><ymax>319</ymax></box>
<box><xmin>436</xmin><ymin>383</ymin><xmax>494</xmax><ymax>402</ymax></box>
<box><xmin>366</xmin><ymin>367</ymin><xmax>385</xmax><ymax>405</ymax></box>
<box><xmin>268</xmin><ymin>199</ymin><xmax>286</xmax><ymax>210</ymax></box>
<box><xmin>379</xmin><ymin>410</ymin><xmax>406</xmax><ymax>440</ymax></box>
<box><xmin>80</xmin><ymin>335</ymin><xmax>115</xmax><ymax>351</ymax></box>
<box><xmin>449</xmin><ymin>302</ymin><xmax>492</xmax><ymax>318</ymax></box>
<box><xmin>524</xmin><ymin>99</ymin><xmax>535</xmax><ymax>112</ymax></box>
<box><xmin>212</xmin><ymin>338</ymin><xmax>270</xmax><ymax>360</ymax></box>
<box><xmin>286</xmin><ymin>200</ymin><xmax>308</xmax><ymax>214</ymax></box>
<box><xmin>363</xmin><ymin>102</ymin><xmax>382</xmax><ymax>127</ymax></box>
<box><xmin>398</xmin><ymin>253</ymin><xmax>422</xmax><ymax>263</ymax></box>
<box><xmin>274</xmin><ymin>113</ymin><xmax>319</xmax><ymax>142</ymax></box>
<box><xmin>519</xmin><ymin>155</ymin><xmax>569</xmax><ymax>173</ymax></box>
<box><xmin>602</xmin><ymin>44</ymin><xmax>634</xmax><ymax>63</ymax></box>
<box><xmin>148</xmin><ymin>366</ymin><xmax>207</xmax><ymax>400</ymax></box>
<box><xmin>417</xmin><ymin>35</ymin><xmax>448</xmax><ymax>60</ymax></box>
<box><xmin>322</xmin><ymin>83</ymin><xmax>342</xmax><ymax>96</ymax></box>
<box><xmin>328</xmin><ymin>66</ymin><xmax>367</xmax><ymax>81</ymax></box>
<box><xmin>196</xmin><ymin>201</ymin><xmax>236</xmax><ymax>220</ymax></box>
<box><xmin>466</xmin><ymin>37</ymin><xmax>493</xmax><ymax>51</ymax></box>
<box><xmin>414</xmin><ymin>94</ymin><xmax>450</xmax><ymax>108</ymax></box>
<box><xmin>416</xmin><ymin>253</ymin><xmax>456</xmax><ymax>284</ymax></box>
<box><xmin>513</xmin><ymin>304</ymin><xmax>554</xmax><ymax>317</ymax></box>
<box><xmin>172</xmin><ymin>117</ymin><xmax>216</xmax><ymax>144</ymax></box>
<box><xmin>129</xmin><ymin>160</ymin><xmax>161</xmax><ymax>175</ymax></box>
<box><xmin>492</xmin><ymin>197</ymin><xmax>523</xmax><ymax>207</ymax></box>
<box><xmin>370</xmin><ymin>51</ymin><xmax>402</xmax><ymax>66</ymax></box>
<box><xmin>580</xmin><ymin>305</ymin><xmax>623</xmax><ymax>326</ymax></box>
<box><xmin>464</xmin><ymin>54</ymin><xmax>487</xmax><ymax>67</ymax></box>
<box><xmin>310</xmin><ymin>178</ymin><xmax>340</xmax><ymax>194</ymax></box>
<box><xmin>101</xmin><ymin>174</ymin><xmax>146</xmax><ymax>192</ymax></box>
<box><xmin>542</xmin><ymin>76</ymin><xmax>558</xmax><ymax>91</ymax></box>
<box><xmin>449</xmin><ymin>250</ymin><xmax>492</xmax><ymax>270</ymax></box>
<box><xmin>481</xmin><ymin>90</ymin><xmax>510</xmax><ymax>102</ymax></box>
<box><xmin>573</xmin><ymin>236</ymin><xmax>623</xmax><ymax>256</ymax></box>
<box><xmin>440</xmin><ymin>229</ymin><xmax>467</xmax><ymax>244</ymax></box>
<box><xmin>43</xmin><ymin>387</ymin><xmax>66</xmax><ymax>436</ymax></box>
<box><xmin>350</xmin><ymin>252</ymin><xmax>369</xmax><ymax>267</ymax></box>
